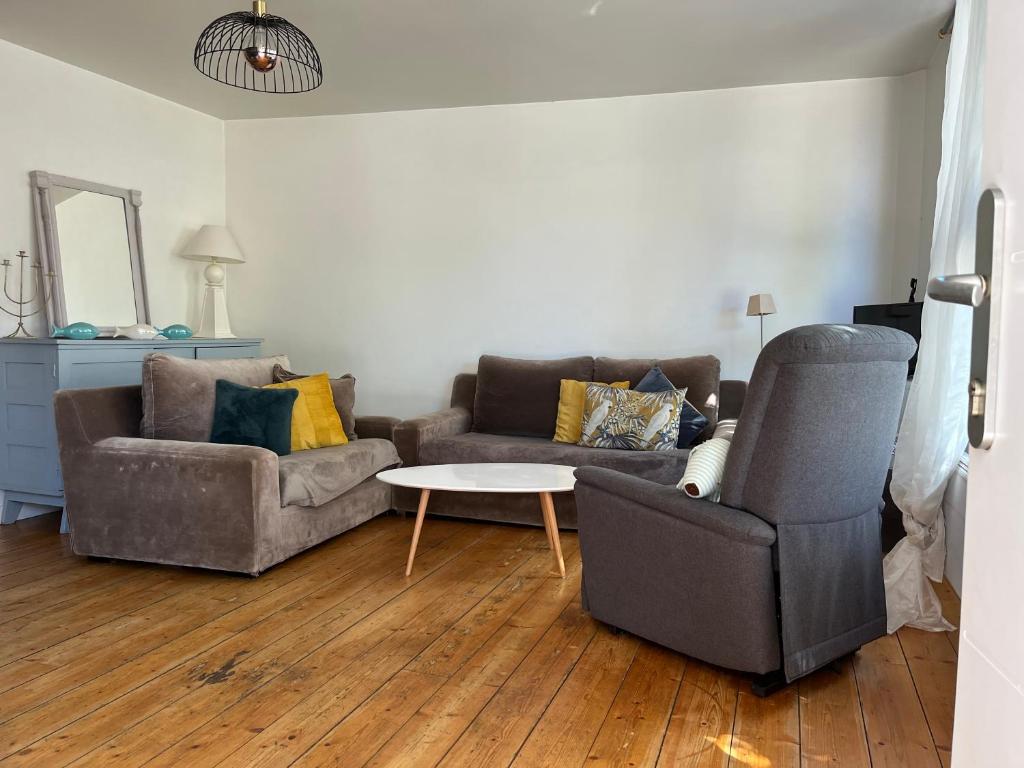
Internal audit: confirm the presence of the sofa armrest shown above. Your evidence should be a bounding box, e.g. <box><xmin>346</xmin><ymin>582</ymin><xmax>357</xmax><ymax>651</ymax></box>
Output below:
<box><xmin>574</xmin><ymin>466</ymin><xmax>775</xmax><ymax>546</ymax></box>
<box><xmin>393</xmin><ymin>406</ymin><xmax>472</xmax><ymax>467</ymax></box>
<box><xmin>354</xmin><ymin>415</ymin><xmax>400</xmax><ymax>442</ymax></box>
<box><xmin>60</xmin><ymin>436</ymin><xmax>281</xmax><ymax>574</ymax></box>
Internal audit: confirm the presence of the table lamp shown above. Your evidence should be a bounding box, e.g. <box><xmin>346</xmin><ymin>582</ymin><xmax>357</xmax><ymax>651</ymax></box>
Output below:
<box><xmin>181</xmin><ymin>225</ymin><xmax>245</xmax><ymax>338</ymax></box>
<box><xmin>746</xmin><ymin>293</ymin><xmax>777</xmax><ymax>349</ymax></box>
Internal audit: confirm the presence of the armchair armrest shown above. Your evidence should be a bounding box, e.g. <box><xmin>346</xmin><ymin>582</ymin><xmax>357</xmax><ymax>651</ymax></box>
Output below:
<box><xmin>354</xmin><ymin>415</ymin><xmax>400</xmax><ymax>442</ymax></box>
<box><xmin>60</xmin><ymin>436</ymin><xmax>281</xmax><ymax>574</ymax></box>
<box><xmin>574</xmin><ymin>466</ymin><xmax>775</xmax><ymax>546</ymax></box>
<box><xmin>393</xmin><ymin>406</ymin><xmax>472</xmax><ymax>467</ymax></box>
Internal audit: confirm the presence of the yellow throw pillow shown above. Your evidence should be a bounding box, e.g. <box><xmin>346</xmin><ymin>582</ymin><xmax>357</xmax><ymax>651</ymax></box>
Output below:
<box><xmin>553</xmin><ymin>379</ymin><xmax>629</xmax><ymax>444</ymax></box>
<box><xmin>264</xmin><ymin>372</ymin><xmax>347</xmax><ymax>450</ymax></box>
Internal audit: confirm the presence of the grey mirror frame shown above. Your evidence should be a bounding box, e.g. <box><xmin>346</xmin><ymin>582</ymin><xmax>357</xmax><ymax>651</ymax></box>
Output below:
<box><xmin>30</xmin><ymin>170</ymin><xmax>150</xmax><ymax>334</ymax></box>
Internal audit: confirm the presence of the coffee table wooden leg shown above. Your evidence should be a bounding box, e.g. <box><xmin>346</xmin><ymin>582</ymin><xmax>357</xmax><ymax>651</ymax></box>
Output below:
<box><xmin>539</xmin><ymin>491</ymin><xmax>565</xmax><ymax>578</ymax></box>
<box><xmin>406</xmin><ymin>488</ymin><xmax>431</xmax><ymax>577</ymax></box>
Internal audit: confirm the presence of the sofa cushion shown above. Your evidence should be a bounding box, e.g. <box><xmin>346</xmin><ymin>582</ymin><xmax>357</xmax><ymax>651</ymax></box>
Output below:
<box><xmin>634</xmin><ymin>365</ymin><xmax>710</xmax><ymax>448</ymax></box>
<box><xmin>278</xmin><ymin>438</ymin><xmax>401</xmax><ymax>508</ymax></box>
<box><xmin>419</xmin><ymin>432</ymin><xmax>690</xmax><ymax>484</ymax></box>
<box><xmin>142</xmin><ymin>353</ymin><xmax>291</xmax><ymax>442</ymax></box>
<box><xmin>473</xmin><ymin>355</ymin><xmax>594</xmax><ymax>438</ymax></box>
<box><xmin>210</xmin><ymin>379</ymin><xmax>297</xmax><ymax>456</ymax></box>
<box><xmin>594</xmin><ymin>355</ymin><xmax>721</xmax><ymax>439</ymax></box>
<box><xmin>578</xmin><ymin>383</ymin><xmax>686</xmax><ymax>452</ymax></box>
<box><xmin>273</xmin><ymin>365</ymin><xmax>358</xmax><ymax>440</ymax></box>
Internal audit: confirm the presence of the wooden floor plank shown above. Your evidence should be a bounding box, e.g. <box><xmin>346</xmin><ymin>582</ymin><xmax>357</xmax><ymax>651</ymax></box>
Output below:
<box><xmin>729</xmin><ymin>688</ymin><xmax>800</xmax><ymax>768</ymax></box>
<box><xmin>436</xmin><ymin>603</ymin><xmax>598</xmax><ymax>767</ymax></box>
<box><xmin>509</xmin><ymin>626</ymin><xmax>640</xmax><ymax>768</ymax></box>
<box><xmin>147</xmin><ymin>536</ymin><xmax>564</xmax><ymax>768</ymax></box>
<box><xmin>798</xmin><ymin>658</ymin><xmax>870</xmax><ymax>768</ymax></box>
<box><xmin>584</xmin><ymin>642</ymin><xmax>686</xmax><ymax>767</ymax></box>
<box><xmin>0</xmin><ymin>516</ymin><xmax>961</xmax><ymax>768</ymax></box>
<box><xmin>0</xmin><ymin>520</ymin><xmax>482</xmax><ymax>765</ymax></box>
<box><xmin>853</xmin><ymin>634</ymin><xmax>943</xmax><ymax>768</ymax></box>
<box><xmin>657</xmin><ymin>661</ymin><xmax>741</xmax><ymax>768</ymax></box>
<box><xmin>897</xmin><ymin>627</ymin><xmax>957</xmax><ymax>758</ymax></box>
<box><xmin>56</xmin><ymin>525</ymin><xmax>523</xmax><ymax>768</ymax></box>
<box><xmin>354</xmin><ymin>554</ymin><xmax>586</xmax><ymax>768</ymax></box>
<box><xmin>0</xmin><ymin>522</ymin><xmax>413</xmax><ymax>722</ymax></box>
<box><xmin>933</xmin><ymin>580</ymin><xmax>961</xmax><ymax>655</ymax></box>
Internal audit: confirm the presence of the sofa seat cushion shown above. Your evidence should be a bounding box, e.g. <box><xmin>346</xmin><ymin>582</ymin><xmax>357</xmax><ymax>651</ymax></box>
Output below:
<box><xmin>419</xmin><ymin>432</ymin><xmax>690</xmax><ymax>484</ymax></box>
<box><xmin>278</xmin><ymin>438</ymin><xmax>400</xmax><ymax>508</ymax></box>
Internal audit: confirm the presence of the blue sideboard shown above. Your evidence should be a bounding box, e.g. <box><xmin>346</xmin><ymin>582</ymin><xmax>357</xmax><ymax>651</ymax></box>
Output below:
<box><xmin>0</xmin><ymin>337</ymin><xmax>262</xmax><ymax>529</ymax></box>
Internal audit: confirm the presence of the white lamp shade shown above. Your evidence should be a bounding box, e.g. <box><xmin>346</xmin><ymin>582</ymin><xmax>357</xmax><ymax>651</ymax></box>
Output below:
<box><xmin>746</xmin><ymin>293</ymin><xmax>777</xmax><ymax>317</ymax></box>
<box><xmin>181</xmin><ymin>225</ymin><xmax>245</xmax><ymax>264</ymax></box>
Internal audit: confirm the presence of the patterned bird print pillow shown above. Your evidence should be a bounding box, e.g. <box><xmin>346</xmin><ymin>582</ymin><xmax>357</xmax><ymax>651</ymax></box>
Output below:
<box><xmin>577</xmin><ymin>383</ymin><xmax>687</xmax><ymax>451</ymax></box>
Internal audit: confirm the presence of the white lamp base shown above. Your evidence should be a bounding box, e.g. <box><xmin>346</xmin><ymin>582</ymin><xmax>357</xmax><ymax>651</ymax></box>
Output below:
<box><xmin>194</xmin><ymin>261</ymin><xmax>236</xmax><ymax>339</ymax></box>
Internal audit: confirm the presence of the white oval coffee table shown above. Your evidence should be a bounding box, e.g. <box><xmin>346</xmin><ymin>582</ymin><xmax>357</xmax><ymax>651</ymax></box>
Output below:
<box><xmin>377</xmin><ymin>463</ymin><xmax>576</xmax><ymax>578</ymax></box>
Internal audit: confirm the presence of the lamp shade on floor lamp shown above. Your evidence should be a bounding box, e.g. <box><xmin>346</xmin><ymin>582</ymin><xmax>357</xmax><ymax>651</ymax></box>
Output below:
<box><xmin>746</xmin><ymin>293</ymin><xmax>777</xmax><ymax>349</ymax></box>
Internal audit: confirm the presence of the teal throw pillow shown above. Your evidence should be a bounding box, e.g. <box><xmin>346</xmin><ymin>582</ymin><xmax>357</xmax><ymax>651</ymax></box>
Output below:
<box><xmin>209</xmin><ymin>379</ymin><xmax>297</xmax><ymax>456</ymax></box>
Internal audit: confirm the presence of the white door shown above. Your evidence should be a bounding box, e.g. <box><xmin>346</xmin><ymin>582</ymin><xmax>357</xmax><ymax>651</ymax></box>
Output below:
<box><xmin>950</xmin><ymin>0</ymin><xmax>1024</xmax><ymax>764</ymax></box>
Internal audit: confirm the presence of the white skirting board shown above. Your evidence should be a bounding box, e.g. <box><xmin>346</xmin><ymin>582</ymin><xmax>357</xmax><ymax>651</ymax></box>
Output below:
<box><xmin>943</xmin><ymin>451</ymin><xmax>969</xmax><ymax>597</ymax></box>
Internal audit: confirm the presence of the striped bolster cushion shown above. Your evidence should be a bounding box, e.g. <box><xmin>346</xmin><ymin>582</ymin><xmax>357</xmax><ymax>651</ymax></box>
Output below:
<box><xmin>677</xmin><ymin>419</ymin><xmax>738</xmax><ymax>500</ymax></box>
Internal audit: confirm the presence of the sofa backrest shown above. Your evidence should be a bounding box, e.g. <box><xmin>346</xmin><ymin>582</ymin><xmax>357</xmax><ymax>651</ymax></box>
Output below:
<box><xmin>463</xmin><ymin>353</ymin><xmax>723</xmax><ymax>440</ymax></box>
<box><xmin>141</xmin><ymin>353</ymin><xmax>291</xmax><ymax>442</ymax></box>
<box><xmin>473</xmin><ymin>355</ymin><xmax>594</xmax><ymax>437</ymax></box>
<box><xmin>720</xmin><ymin>324</ymin><xmax>915</xmax><ymax>525</ymax></box>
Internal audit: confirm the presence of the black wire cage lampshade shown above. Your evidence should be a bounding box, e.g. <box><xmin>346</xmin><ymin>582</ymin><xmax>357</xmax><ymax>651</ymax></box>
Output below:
<box><xmin>194</xmin><ymin>0</ymin><xmax>323</xmax><ymax>93</ymax></box>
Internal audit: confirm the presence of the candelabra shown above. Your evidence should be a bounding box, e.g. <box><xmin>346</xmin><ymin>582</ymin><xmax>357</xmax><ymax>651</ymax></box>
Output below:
<box><xmin>1</xmin><ymin>251</ymin><xmax>54</xmax><ymax>338</ymax></box>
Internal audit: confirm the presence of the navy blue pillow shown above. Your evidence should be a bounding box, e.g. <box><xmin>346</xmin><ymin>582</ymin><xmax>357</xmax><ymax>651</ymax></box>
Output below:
<box><xmin>209</xmin><ymin>379</ymin><xmax>297</xmax><ymax>456</ymax></box>
<box><xmin>634</xmin><ymin>366</ymin><xmax>709</xmax><ymax>448</ymax></box>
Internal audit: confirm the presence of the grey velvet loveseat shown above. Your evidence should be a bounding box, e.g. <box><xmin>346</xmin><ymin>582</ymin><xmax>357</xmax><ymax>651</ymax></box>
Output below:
<box><xmin>393</xmin><ymin>354</ymin><xmax>747</xmax><ymax>528</ymax></box>
<box><xmin>54</xmin><ymin>354</ymin><xmax>400</xmax><ymax>575</ymax></box>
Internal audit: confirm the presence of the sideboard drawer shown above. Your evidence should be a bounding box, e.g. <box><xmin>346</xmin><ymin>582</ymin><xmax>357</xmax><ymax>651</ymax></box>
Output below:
<box><xmin>196</xmin><ymin>345</ymin><xmax>259</xmax><ymax>360</ymax></box>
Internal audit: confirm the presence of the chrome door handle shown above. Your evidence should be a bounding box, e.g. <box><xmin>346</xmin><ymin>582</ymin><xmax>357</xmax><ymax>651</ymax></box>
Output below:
<box><xmin>927</xmin><ymin>273</ymin><xmax>988</xmax><ymax>307</ymax></box>
<box><xmin>926</xmin><ymin>188</ymin><xmax>1004</xmax><ymax>449</ymax></box>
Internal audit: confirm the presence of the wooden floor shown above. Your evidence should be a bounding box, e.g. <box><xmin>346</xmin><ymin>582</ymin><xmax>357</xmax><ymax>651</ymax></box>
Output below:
<box><xmin>0</xmin><ymin>511</ymin><xmax>960</xmax><ymax>768</ymax></box>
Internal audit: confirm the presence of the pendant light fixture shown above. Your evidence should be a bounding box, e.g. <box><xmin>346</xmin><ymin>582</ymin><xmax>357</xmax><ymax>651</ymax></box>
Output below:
<box><xmin>194</xmin><ymin>0</ymin><xmax>323</xmax><ymax>93</ymax></box>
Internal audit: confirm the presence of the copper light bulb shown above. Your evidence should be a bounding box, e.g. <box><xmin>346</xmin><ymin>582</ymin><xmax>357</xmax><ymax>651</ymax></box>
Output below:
<box><xmin>243</xmin><ymin>46</ymin><xmax>278</xmax><ymax>72</ymax></box>
<box><xmin>244</xmin><ymin>0</ymin><xmax>277</xmax><ymax>72</ymax></box>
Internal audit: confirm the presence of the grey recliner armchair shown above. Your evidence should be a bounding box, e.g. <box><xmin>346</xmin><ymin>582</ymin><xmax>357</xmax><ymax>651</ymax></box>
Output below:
<box><xmin>574</xmin><ymin>324</ymin><xmax>916</xmax><ymax>691</ymax></box>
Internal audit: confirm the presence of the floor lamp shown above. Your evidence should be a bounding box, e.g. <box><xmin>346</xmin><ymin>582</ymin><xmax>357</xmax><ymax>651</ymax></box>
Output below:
<box><xmin>747</xmin><ymin>293</ymin><xmax>777</xmax><ymax>349</ymax></box>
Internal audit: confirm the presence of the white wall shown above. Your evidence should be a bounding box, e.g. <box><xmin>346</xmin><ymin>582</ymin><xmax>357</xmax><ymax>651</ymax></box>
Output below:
<box><xmin>227</xmin><ymin>74</ymin><xmax>931</xmax><ymax>418</ymax></box>
<box><xmin>0</xmin><ymin>39</ymin><xmax>225</xmax><ymax>337</ymax></box>
<box><xmin>0</xmin><ymin>39</ymin><xmax>225</xmax><ymax>520</ymax></box>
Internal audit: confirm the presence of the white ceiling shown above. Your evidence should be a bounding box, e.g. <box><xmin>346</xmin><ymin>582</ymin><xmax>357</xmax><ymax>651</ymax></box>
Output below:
<box><xmin>0</xmin><ymin>0</ymin><xmax>952</xmax><ymax>120</ymax></box>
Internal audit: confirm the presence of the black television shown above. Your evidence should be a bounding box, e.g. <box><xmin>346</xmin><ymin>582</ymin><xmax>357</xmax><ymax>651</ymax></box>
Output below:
<box><xmin>853</xmin><ymin>301</ymin><xmax>923</xmax><ymax>377</ymax></box>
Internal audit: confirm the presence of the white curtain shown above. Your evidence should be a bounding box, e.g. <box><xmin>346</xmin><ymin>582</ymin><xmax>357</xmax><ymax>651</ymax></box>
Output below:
<box><xmin>884</xmin><ymin>0</ymin><xmax>985</xmax><ymax>633</ymax></box>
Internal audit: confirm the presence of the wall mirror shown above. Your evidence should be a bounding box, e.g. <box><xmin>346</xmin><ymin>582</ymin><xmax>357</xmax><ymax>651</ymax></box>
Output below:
<box><xmin>30</xmin><ymin>171</ymin><xmax>150</xmax><ymax>333</ymax></box>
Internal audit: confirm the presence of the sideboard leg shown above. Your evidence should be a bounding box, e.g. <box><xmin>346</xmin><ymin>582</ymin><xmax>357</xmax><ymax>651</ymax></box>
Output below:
<box><xmin>59</xmin><ymin>508</ymin><xmax>70</xmax><ymax>534</ymax></box>
<box><xmin>1</xmin><ymin>496</ymin><xmax>24</xmax><ymax>525</ymax></box>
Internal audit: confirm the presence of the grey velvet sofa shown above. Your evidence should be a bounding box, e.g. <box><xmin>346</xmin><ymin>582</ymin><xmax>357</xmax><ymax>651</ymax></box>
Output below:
<box><xmin>393</xmin><ymin>354</ymin><xmax>747</xmax><ymax>528</ymax></box>
<box><xmin>54</xmin><ymin>356</ymin><xmax>400</xmax><ymax>576</ymax></box>
<box><xmin>574</xmin><ymin>325</ymin><xmax>916</xmax><ymax>688</ymax></box>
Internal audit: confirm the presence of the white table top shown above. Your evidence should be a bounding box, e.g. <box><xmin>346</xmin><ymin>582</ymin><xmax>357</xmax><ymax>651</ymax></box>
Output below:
<box><xmin>376</xmin><ymin>463</ymin><xmax>577</xmax><ymax>493</ymax></box>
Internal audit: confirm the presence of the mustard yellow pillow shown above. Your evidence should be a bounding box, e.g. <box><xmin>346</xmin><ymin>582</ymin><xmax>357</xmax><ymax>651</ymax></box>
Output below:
<box><xmin>264</xmin><ymin>372</ymin><xmax>347</xmax><ymax>450</ymax></box>
<box><xmin>553</xmin><ymin>379</ymin><xmax>629</xmax><ymax>444</ymax></box>
<box><xmin>259</xmin><ymin>385</ymin><xmax>317</xmax><ymax>452</ymax></box>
